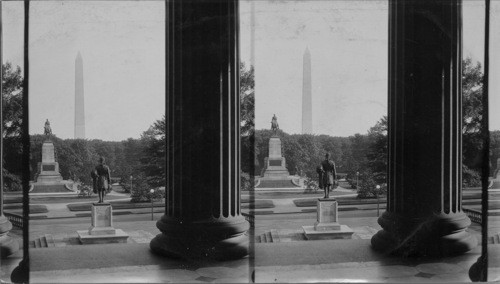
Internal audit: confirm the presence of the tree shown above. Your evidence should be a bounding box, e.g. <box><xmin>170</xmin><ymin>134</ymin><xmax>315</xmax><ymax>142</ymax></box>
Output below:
<box><xmin>140</xmin><ymin>116</ymin><xmax>166</xmax><ymax>188</ymax></box>
<box><xmin>2</xmin><ymin>63</ymin><xmax>23</xmax><ymax>138</ymax></box>
<box><xmin>365</xmin><ymin>116</ymin><xmax>387</xmax><ymax>185</ymax></box>
<box><xmin>130</xmin><ymin>174</ymin><xmax>164</xmax><ymax>202</ymax></box>
<box><xmin>357</xmin><ymin>170</ymin><xmax>387</xmax><ymax>199</ymax></box>
<box><xmin>462</xmin><ymin>57</ymin><xmax>484</xmax><ymax>171</ymax></box>
<box><xmin>240</xmin><ymin>63</ymin><xmax>255</xmax><ymax>174</ymax></box>
<box><xmin>490</xmin><ymin>130</ymin><xmax>500</xmax><ymax>176</ymax></box>
<box><xmin>121</xmin><ymin>138</ymin><xmax>144</xmax><ymax>182</ymax></box>
<box><xmin>2</xmin><ymin>63</ymin><xmax>23</xmax><ymax>191</ymax></box>
<box><xmin>240</xmin><ymin>63</ymin><xmax>254</xmax><ymax>137</ymax></box>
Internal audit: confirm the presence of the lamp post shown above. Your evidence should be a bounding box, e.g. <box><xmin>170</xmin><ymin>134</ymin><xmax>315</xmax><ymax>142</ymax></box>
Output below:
<box><xmin>376</xmin><ymin>185</ymin><xmax>381</xmax><ymax>217</ymax></box>
<box><xmin>150</xmin><ymin>189</ymin><xmax>155</xmax><ymax>221</ymax></box>
<box><xmin>130</xmin><ymin>175</ymin><xmax>133</xmax><ymax>193</ymax></box>
<box><xmin>356</xmin><ymin>171</ymin><xmax>359</xmax><ymax>189</ymax></box>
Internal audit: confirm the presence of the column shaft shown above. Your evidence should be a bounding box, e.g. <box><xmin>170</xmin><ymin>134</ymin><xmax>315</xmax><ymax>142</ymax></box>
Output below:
<box><xmin>0</xmin><ymin>0</ymin><xmax>20</xmax><ymax>259</ymax></box>
<box><xmin>372</xmin><ymin>0</ymin><xmax>476</xmax><ymax>256</ymax></box>
<box><xmin>150</xmin><ymin>0</ymin><xmax>249</xmax><ymax>260</ymax></box>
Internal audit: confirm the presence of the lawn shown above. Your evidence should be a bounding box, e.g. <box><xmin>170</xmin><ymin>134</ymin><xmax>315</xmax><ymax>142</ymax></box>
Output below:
<box><xmin>293</xmin><ymin>197</ymin><xmax>387</xmax><ymax>207</ymax></box>
<box><xmin>30</xmin><ymin>195</ymin><xmax>127</xmax><ymax>204</ymax></box>
<box><xmin>242</xmin><ymin>190</ymin><xmax>354</xmax><ymax>200</ymax></box>
<box><xmin>67</xmin><ymin>200</ymin><xmax>165</xmax><ymax>211</ymax></box>
<box><xmin>241</xmin><ymin>200</ymin><xmax>274</xmax><ymax>209</ymax></box>
<box><xmin>4</xmin><ymin>204</ymin><xmax>48</xmax><ymax>214</ymax></box>
<box><xmin>67</xmin><ymin>199</ymin><xmax>275</xmax><ymax>211</ymax></box>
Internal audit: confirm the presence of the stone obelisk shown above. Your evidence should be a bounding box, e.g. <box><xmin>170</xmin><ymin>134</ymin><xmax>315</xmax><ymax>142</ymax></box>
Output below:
<box><xmin>302</xmin><ymin>47</ymin><xmax>312</xmax><ymax>134</ymax></box>
<box><xmin>75</xmin><ymin>52</ymin><xmax>85</xmax><ymax>139</ymax></box>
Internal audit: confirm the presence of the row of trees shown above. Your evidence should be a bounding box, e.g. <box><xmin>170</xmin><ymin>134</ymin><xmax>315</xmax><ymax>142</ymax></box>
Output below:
<box><xmin>2</xmin><ymin>58</ymin><xmax>496</xmax><ymax>199</ymax></box>
<box><xmin>244</xmin><ymin>58</ymin><xmax>493</xmax><ymax>198</ymax></box>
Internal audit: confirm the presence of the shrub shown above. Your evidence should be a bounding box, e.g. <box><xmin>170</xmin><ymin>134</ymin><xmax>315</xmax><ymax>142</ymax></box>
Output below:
<box><xmin>77</xmin><ymin>183</ymin><xmax>93</xmax><ymax>193</ymax></box>
<box><xmin>303</xmin><ymin>177</ymin><xmax>319</xmax><ymax>193</ymax></box>
<box><xmin>130</xmin><ymin>176</ymin><xmax>165</xmax><ymax>203</ymax></box>
<box><xmin>120</xmin><ymin>178</ymin><xmax>132</xmax><ymax>193</ymax></box>
<box><xmin>463</xmin><ymin>165</ymin><xmax>481</xmax><ymax>188</ymax></box>
<box><xmin>241</xmin><ymin>172</ymin><xmax>253</xmax><ymax>191</ymax></box>
<box><xmin>3</xmin><ymin>170</ymin><xmax>22</xmax><ymax>191</ymax></box>
<box><xmin>357</xmin><ymin>170</ymin><xmax>386</xmax><ymax>199</ymax></box>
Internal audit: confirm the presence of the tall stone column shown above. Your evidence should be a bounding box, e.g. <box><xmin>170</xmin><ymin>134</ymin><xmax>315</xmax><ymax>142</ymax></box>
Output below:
<box><xmin>371</xmin><ymin>0</ymin><xmax>477</xmax><ymax>256</ymax></box>
<box><xmin>0</xmin><ymin>1</ymin><xmax>20</xmax><ymax>259</ymax></box>
<box><xmin>150</xmin><ymin>0</ymin><xmax>249</xmax><ymax>260</ymax></box>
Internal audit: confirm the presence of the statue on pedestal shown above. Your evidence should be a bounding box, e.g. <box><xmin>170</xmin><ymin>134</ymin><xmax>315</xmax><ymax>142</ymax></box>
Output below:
<box><xmin>44</xmin><ymin>119</ymin><xmax>52</xmax><ymax>136</ymax></box>
<box><xmin>91</xmin><ymin>156</ymin><xmax>112</xmax><ymax>203</ymax></box>
<box><xmin>318</xmin><ymin>153</ymin><xmax>337</xmax><ymax>199</ymax></box>
<box><xmin>271</xmin><ymin>114</ymin><xmax>279</xmax><ymax>135</ymax></box>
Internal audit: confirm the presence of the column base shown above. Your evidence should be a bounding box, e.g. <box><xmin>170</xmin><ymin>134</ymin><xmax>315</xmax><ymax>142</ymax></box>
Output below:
<box><xmin>150</xmin><ymin>215</ymin><xmax>249</xmax><ymax>260</ymax></box>
<box><xmin>0</xmin><ymin>216</ymin><xmax>19</xmax><ymax>258</ymax></box>
<box><xmin>11</xmin><ymin>257</ymin><xmax>29</xmax><ymax>283</ymax></box>
<box><xmin>371</xmin><ymin>211</ymin><xmax>477</xmax><ymax>257</ymax></box>
<box><xmin>469</xmin><ymin>256</ymin><xmax>487</xmax><ymax>282</ymax></box>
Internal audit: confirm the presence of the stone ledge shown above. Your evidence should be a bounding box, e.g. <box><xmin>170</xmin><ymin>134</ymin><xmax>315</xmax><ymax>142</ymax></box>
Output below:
<box><xmin>77</xmin><ymin>229</ymin><xmax>129</xmax><ymax>245</ymax></box>
<box><xmin>302</xmin><ymin>225</ymin><xmax>354</xmax><ymax>240</ymax></box>
<box><xmin>314</xmin><ymin>222</ymin><xmax>341</xmax><ymax>231</ymax></box>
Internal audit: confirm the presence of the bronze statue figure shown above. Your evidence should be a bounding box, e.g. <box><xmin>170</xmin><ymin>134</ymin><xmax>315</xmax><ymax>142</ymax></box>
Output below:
<box><xmin>319</xmin><ymin>153</ymin><xmax>337</xmax><ymax>199</ymax></box>
<box><xmin>271</xmin><ymin>114</ymin><xmax>279</xmax><ymax>134</ymax></box>
<box><xmin>44</xmin><ymin>119</ymin><xmax>52</xmax><ymax>136</ymax></box>
<box><xmin>92</xmin><ymin>156</ymin><xmax>112</xmax><ymax>203</ymax></box>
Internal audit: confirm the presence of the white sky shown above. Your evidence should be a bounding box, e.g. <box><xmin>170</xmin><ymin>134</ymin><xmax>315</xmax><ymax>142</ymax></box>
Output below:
<box><xmin>241</xmin><ymin>0</ymin><xmax>500</xmax><ymax>135</ymax></box>
<box><xmin>2</xmin><ymin>0</ymin><xmax>500</xmax><ymax>141</ymax></box>
<box><xmin>3</xmin><ymin>1</ymin><xmax>165</xmax><ymax>141</ymax></box>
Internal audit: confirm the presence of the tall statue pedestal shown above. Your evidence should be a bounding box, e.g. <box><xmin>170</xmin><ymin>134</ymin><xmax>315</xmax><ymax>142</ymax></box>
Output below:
<box><xmin>262</xmin><ymin>136</ymin><xmax>290</xmax><ymax>178</ymax></box>
<box><xmin>77</xmin><ymin>203</ymin><xmax>128</xmax><ymax>244</ymax></box>
<box><xmin>302</xmin><ymin>198</ymin><xmax>353</xmax><ymax>240</ymax></box>
<box><xmin>36</xmin><ymin>141</ymin><xmax>63</xmax><ymax>183</ymax></box>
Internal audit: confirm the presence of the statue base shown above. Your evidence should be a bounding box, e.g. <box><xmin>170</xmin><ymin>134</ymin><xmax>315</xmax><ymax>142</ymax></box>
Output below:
<box><xmin>303</xmin><ymin>198</ymin><xmax>353</xmax><ymax>240</ymax></box>
<box><xmin>77</xmin><ymin>203</ymin><xmax>128</xmax><ymax>244</ymax></box>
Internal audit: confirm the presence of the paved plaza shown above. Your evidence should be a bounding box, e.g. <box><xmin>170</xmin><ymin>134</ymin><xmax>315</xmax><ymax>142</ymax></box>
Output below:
<box><xmin>19</xmin><ymin>239</ymin><xmax>500</xmax><ymax>283</ymax></box>
<box><xmin>1</xmin><ymin>187</ymin><xmax>498</xmax><ymax>283</ymax></box>
<box><xmin>3</xmin><ymin>212</ymin><xmax>496</xmax><ymax>283</ymax></box>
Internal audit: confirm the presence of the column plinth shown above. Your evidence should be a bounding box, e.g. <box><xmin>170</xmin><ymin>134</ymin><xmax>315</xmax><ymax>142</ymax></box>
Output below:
<box><xmin>151</xmin><ymin>216</ymin><xmax>249</xmax><ymax>260</ymax></box>
<box><xmin>150</xmin><ymin>0</ymin><xmax>249</xmax><ymax>260</ymax></box>
<box><xmin>0</xmin><ymin>216</ymin><xmax>19</xmax><ymax>258</ymax></box>
<box><xmin>371</xmin><ymin>0</ymin><xmax>476</xmax><ymax>257</ymax></box>
<box><xmin>373</xmin><ymin>211</ymin><xmax>476</xmax><ymax>256</ymax></box>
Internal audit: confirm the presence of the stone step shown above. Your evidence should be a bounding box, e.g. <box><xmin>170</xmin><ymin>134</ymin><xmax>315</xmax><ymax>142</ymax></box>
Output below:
<box><xmin>271</xmin><ymin>229</ymin><xmax>281</xmax><ymax>243</ymax></box>
<box><xmin>30</xmin><ymin>235</ymin><xmax>57</xmax><ymax>249</ymax></box>
<box><xmin>40</xmin><ymin>235</ymin><xmax>48</xmax><ymax>247</ymax></box>
<box><xmin>494</xmin><ymin>234</ymin><xmax>500</xmax><ymax>244</ymax></box>
<box><xmin>266</xmin><ymin>231</ymin><xmax>273</xmax><ymax>243</ymax></box>
<box><xmin>256</xmin><ymin>235</ymin><xmax>262</xmax><ymax>243</ymax></box>
<box><xmin>34</xmin><ymin>238</ymin><xmax>42</xmax><ymax>248</ymax></box>
<box><xmin>261</xmin><ymin>233</ymin><xmax>268</xmax><ymax>243</ymax></box>
<box><xmin>257</xmin><ymin>179</ymin><xmax>298</xmax><ymax>188</ymax></box>
<box><xmin>256</xmin><ymin>232</ymin><xmax>275</xmax><ymax>243</ymax></box>
<box><xmin>44</xmin><ymin>234</ymin><xmax>56</xmax><ymax>247</ymax></box>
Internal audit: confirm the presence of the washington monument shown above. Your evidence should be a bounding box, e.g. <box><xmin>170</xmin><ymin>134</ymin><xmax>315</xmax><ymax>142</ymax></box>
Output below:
<box><xmin>75</xmin><ymin>52</ymin><xmax>86</xmax><ymax>139</ymax></box>
<box><xmin>302</xmin><ymin>47</ymin><xmax>312</xmax><ymax>134</ymax></box>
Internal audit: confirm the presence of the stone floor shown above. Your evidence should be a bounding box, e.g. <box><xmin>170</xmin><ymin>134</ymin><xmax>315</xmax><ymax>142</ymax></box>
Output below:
<box><xmin>22</xmin><ymin>240</ymin><xmax>500</xmax><ymax>283</ymax></box>
<box><xmin>1</xmin><ymin>218</ymin><xmax>498</xmax><ymax>283</ymax></box>
<box><xmin>3</xmin><ymin>189</ymin><xmax>498</xmax><ymax>283</ymax></box>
